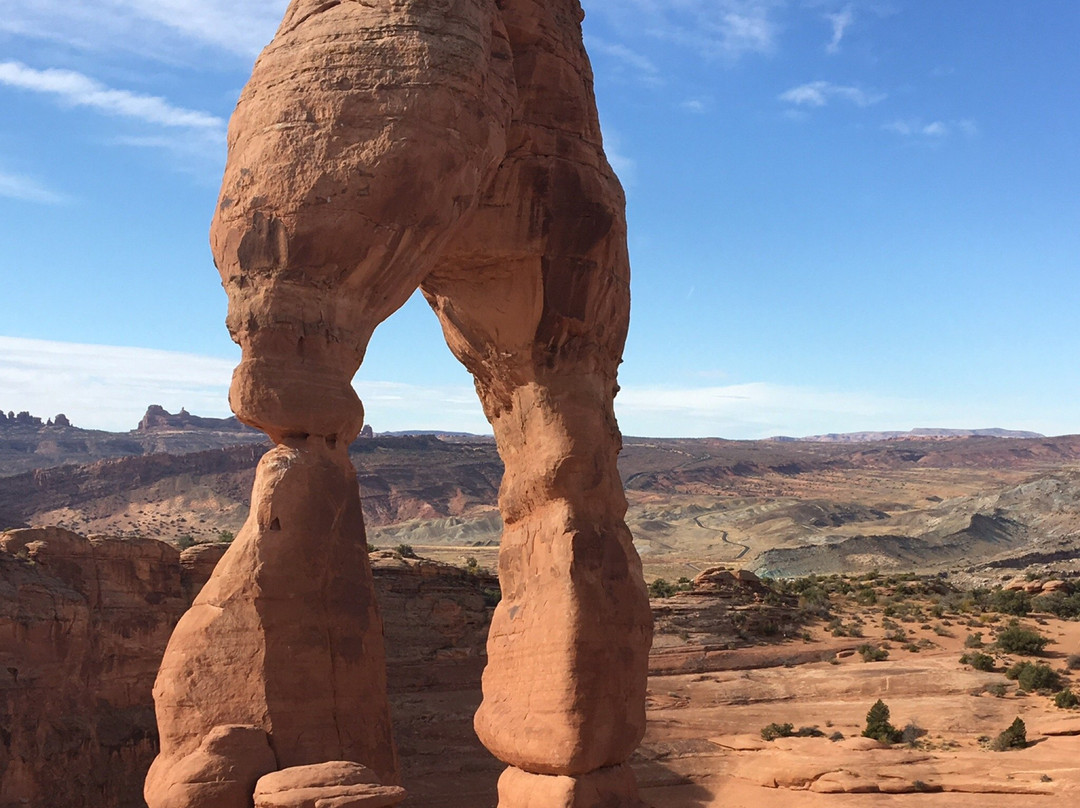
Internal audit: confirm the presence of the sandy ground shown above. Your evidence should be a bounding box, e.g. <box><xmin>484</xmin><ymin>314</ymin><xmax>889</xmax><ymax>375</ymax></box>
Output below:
<box><xmin>637</xmin><ymin>611</ymin><xmax>1080</xmax><ymax>807</ymax></box>
<box><xmin>393</xmin><ymin>606</ymin><xmax>1080</xmax><ymax>807</ymax></box>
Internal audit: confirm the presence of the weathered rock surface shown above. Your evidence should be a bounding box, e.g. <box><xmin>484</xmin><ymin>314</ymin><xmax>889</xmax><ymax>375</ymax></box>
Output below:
<box><xmin>147</xmin><ymin>444</ymin><xmax>399</xmax><ymax>804</ymax></box>
<box><xmin>148</xmin><ymin>0</ymin><xmax>651</xmax><ymax>804</ymax></box>
<box><xmin>0</xmin><ymin>528</ymin><xmax>189</xmax><ymax>807</ymax></box>
<box><xmin>0</xmin><ymin>530</ymin><xmax>499</xmax><ymax>808</ymax></box>
<box><xmin>253</xmin><ymin>762</ymin><xmax>406</xmax><ymax>808</ymax></box>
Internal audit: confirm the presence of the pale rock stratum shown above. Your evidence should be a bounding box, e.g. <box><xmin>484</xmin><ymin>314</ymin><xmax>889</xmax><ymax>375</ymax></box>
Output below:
<box><xmin>146</xmin><ymin>1</ymin><xmax>651</xmax><ymax>807</ymax></box>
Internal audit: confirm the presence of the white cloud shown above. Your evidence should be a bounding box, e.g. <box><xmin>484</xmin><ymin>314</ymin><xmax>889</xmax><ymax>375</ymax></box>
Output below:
<box><xmin>0</xmin><ymin>336</ymin><xmax>237</xmax><ymax>432</ymax></box>
<box><xmin>779</xmin><ymin>80</ymin><xmax>885</xmax><ymax>108</ymax></box>
<box><xmin>681</xmin><ymin>98</ymin><xmax>708</xmax><ymax>113</ymax></box>
<box><xmin>0</xmin><ymin>0</ymin><xmax>287</xmax><ymax>59</ymax></box>
<box><xmin>586</xmin><ymin>36</ymin><xmax>663</xmax><ymax>86</ymax></box>
<box><xmin>825</xmin><ymin>5</ymin><xmax>854</xmax><ymax>54</ymax></box>
<box><xmin>0</xmin><ymin>336</ymin><xmax>491</xmax><ymax>435</ymax></box>
<box><xmin>0</xmin><ymin>61</ymin><xmax>224</xmax><ymax>131</ymax></box>
<box><xmin>0</xmin><ymin>169</ymin><xmax>68</xmax><ymax>204</ymax></box>
<box><xmin>584</xmin><ymin>0</ymin><xmax>781</xmax><ymax>61</ymax></box>
<box><xmin>884</xmin><ymin>118</ymin><xmax>978</xmax><ymax>138</ymax></box>
<box><xmin>614</xmin><ymin>381</ymin><xmax>912</xmax><ymax>438</ymax></box>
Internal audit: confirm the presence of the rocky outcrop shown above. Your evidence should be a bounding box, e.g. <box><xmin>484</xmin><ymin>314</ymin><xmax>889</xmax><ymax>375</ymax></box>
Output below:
<box><xmin>0</xmin><ymin>529</ymin><xmax>500</xmax><ymax>808</ymax></box>
<box><xmin>150</xmin><ymin>0</ymin><xmax>651</xmax><ymax>806</ymax></box>
<box><xmin>137</xmin><ymin>405</ymin><xmax>254</xmax><ymax>433</ymax></box>
<box><xmin>0</xmin><ymin>528</ymin><xmax>189</xmax><ymax>807</ymax></box>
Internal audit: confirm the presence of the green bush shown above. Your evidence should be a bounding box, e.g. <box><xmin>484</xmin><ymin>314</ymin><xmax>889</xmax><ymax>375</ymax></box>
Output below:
<box><xmin>990</xmin><ymin>717</ymin><xmax>1027</xmax><ymax>751</ymax></box>
<box><xmin>1054</xmin><ymin>688</ymin><xmax>1079</xmax><ymax>709</ymax></box>
<box><xmin>858</xmin><ymin>644</ymin><xmax>889</xmax><ymax>662</ymax></box>
<box><xmin>960</xmin><ymin>652</ymin><xmax>996</xmax><ymax>671</ymax></box>
<box><xmin>649</xmin><ymin>578</ymin><xmax>675</xmax><ymax>599</ymax></box>
<box><xmin>395</xmin><ymin>543</ymin><xmax>418</xmax><ymax>559</ymax></box>
<box><xmin>988</xmin><ymin>589</ymin><xmax>1032</xmax><ymax>616</ymax></box>
<box><xmin>217</xmin><ymin>529</ymin><xmax>235</xmax><ymax>543</ymax></box>
<box><xmin>1033</xmin><ymin>591</ymin><xmax>1080</xmax><ymax>619</ymax></box>
<box><xmin>996</xmin><ymin>623</ymin><xmax>1050</xmax><ymax>655</ymax></box>
<box><xmin>964</xmin><ymin>632</ymin><xmax>984</xmax><ymax>648</ymax></box>
<box><xmin>1067</xmin><ymin>654</ymin><xmax>1080</xmax><ymax>671</ymax></box>
<box><xmin>761</xmin><ymin>722</ymin><xmax>795</xmax><ymax>741</ymax></box>
<box><xmin>1005</xmin><ymin>661</ymin><xmax>1062</xmax><ymax>693</ymax></box>
<box><xmin>863</xmin><ymin>699</ymin><xmax>903</xmax><ymax>744</ymax></box>
<box><xmin>176</xmin><ymin>533</ymin><xmax>196</xmax><ymax>550</ymax></box>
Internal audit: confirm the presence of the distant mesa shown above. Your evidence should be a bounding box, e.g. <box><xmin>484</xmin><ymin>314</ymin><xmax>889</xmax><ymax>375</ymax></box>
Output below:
<box><xmin>0</xmin><ymin>409</ymin><xmax>72</xmax><ymax>429</ymax></box>
<box><xmin>769</xmin><ymin>427</ymin><xmax>1044</xmax><ymax>443</ymax></box>
<box><xmin>136</xmin><ymin>404</ymin><xmax>254</xmax><ymax>433</ymax></box>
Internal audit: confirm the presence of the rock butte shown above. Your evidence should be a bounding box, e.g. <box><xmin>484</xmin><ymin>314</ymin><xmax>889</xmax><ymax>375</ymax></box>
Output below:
<box><xmin>146</xmin><ymin>1</ymin><xmax>652</xmax><ymax>807</ymax></box>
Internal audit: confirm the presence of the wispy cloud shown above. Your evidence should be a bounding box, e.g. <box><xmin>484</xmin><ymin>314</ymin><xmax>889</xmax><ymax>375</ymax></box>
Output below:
<box><xmin>586</xmin><ymin>36</ymin><xmax>664</xmax><ymax>86</ymax></box>
<box><xmin>0</xmin><ymin>0</ymin><xmax>286</xmax><ymax>59</ymax></box>
<box><xmin>0</xmin><ymin>169</ymin><xmax>68</xmax><ymax>205</ymax></box>
<box><xmin>681</xmin><ymin>98</ymin><xmax>709</xmax><ymax>114</ymax></box>
<box><xmin>0</xmin><ymin>61</ymin><xmax>224</xmax><ymax>131</ymax></box>
<box><xmin>585</xmin><ymin>0</ymin><xmax>782</xmax><ymax>61</ymax></box>
<box><xmin>615</xmin><ymin>381</ymin><xmax>918</xmax><ymax>438</ymax></box>
<box><xmin>884</xmin><ymin>118</ymin><xmax>978</xmax><ymax>138</ymax></box>
<box><xmin>0</xmin><ymin>337</ymin><xmax>237</xmax><ymax>432</ymax></box>
<box><xmin>779</xmin><ymin>80</ymin><xmax>885</xmax><ymax>108</ymax></box>
<box><xmin>0</xmin><ymin>337</ymin><xmax>491</xmax><ymax>435</ymax></box>
<box><xmin>825</xmin><ymin>5</ymin><xmax>854</xmax><ymax>54</ymax></box>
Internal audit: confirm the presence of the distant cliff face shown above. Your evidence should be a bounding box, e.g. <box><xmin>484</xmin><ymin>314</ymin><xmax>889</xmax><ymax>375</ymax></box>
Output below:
<box><xmin>136</xmin><ymin>405</ymin><xmax>255</xmax><ymax>434</ymax></box>
<box><xmin>0</xmin><ymin>528</ymin><xmax>497</xmax><ymax>808</ymax></box>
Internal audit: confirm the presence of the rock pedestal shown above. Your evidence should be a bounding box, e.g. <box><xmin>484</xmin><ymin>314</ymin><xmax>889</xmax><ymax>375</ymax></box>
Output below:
<box><xmin>147</xmin><ymin>0</ymin><xmax>651</xmax><ymax>805</ymax></box>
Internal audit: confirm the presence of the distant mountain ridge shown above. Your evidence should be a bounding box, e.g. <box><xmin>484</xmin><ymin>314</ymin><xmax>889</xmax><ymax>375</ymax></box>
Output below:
<box><xmin>769</xmin><ymin>428</ymin><xmax>1045</xmax><ymax>443</ymax></box>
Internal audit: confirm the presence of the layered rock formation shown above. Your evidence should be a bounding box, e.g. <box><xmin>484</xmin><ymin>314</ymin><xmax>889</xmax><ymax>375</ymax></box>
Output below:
<box><xmin>0</xmin><ymin>529</ymin><xmax>501</xmax><ymax>807</ymax></box>
<box><xmin>0</xmin><ymin>528</ymin><xmax>196</xmax><ymax>807</ymax></box>
<box><xmin>149</xmin><ymin>0</ymin><xmax>651</xmax><ymax>806</ymax></box>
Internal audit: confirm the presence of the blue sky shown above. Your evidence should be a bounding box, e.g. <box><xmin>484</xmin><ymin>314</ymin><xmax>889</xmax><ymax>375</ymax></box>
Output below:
<box><xmin>1</xmin><ymin>1</ymin><xmax>1078</xmax><ymax>437</ymax></box>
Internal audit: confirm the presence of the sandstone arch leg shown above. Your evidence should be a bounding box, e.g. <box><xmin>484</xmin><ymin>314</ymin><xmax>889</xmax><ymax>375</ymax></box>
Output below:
<box><xmin>147</xmin><ymin>1</ymin><xmax>514</xmax><ymax>806</ymax></box>
<box><xmin>421</xmin><ymin>2</ymin><xmax>654</xmax><ymax>798</ymax></box>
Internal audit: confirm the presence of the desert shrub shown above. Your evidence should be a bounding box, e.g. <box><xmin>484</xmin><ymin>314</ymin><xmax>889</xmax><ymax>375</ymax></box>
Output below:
<box><xmin>858</xmin><ymin>644</ymin><xmax>889</xmax><ymax>662</ymax></box>
<box><xmin>855</xmin><ymin>587</ymin><xmax>878</xmax><ymax>606</ymax></box>
<box><xmin>990</xmin><ymin>717</ymin><xmax>1027</xmax><ymax>751</ymax></box>
<box><xmin>1033</xmin><ymin>591</ymin><xmax>1080</xmax><ymax>619</ymax></box>
<box><xmin>829</xmin><ymin>731</ymin><xmax>845</xmax><ymax>742</ymax></box>
<box><xmin>795</xmin><ymin>726</ymin><xmax>826</xmax><ymax>737</ymax></box>
<box><xmin>932</xmin><ymin>624</ymin><xmax>953</xmax><ymax>637</ymax></box>
<box><xmin>960</xmin><ymin>652</ymin><xmax>996</xmax><ymax>672</ymax></box>
<box><xmin>761</xmin><ymin>722</ymin><xmax>795</xmax><ymax>741</ymax></box>
<box><xmin>797</xmin><ymin>585</ymin><xmax>832</xmax><ymax>618</ymax></box>
<box><xmin>965</xmin><ymin>632</ymin><xmax>985</xmax><ymax>648</ymax></box>
<box><xmin>996</xmin><ymin>622</ymin><xmax>1050</xmax><ymax>655</ymax></box>
<box><xmin>1066</xmin><ymin>654</ymin><xmax>1080</xmax><ymax>671</ymax></box>
<box><xmin>217</xmin><ymin>529</ymin><xmax>235</xmax><ymax>543</ymax></box>
<box><xmin>985</xmin><ymin>682</ymin><xmax>1009</xmax><ymax>698</ymax></box>
<box><xmin>1054</xmin><ymin>688</ymin><xmax>1079</xmax><ymax>709</ymax></box>
<box><xmin>901</xmin><ymin>721</ymin><xmax>928</xmax><ymax>745</ymax></box>
<box><xmin>1005</xmin><ymin>661</ymin><xmax>1062</xmax><ymax>693</ymax></box>
<box><xmin>395</xmin><ymin>543</ymin><xmax>418</xmax><ymax>559</ymax></box>
<box><xmin>481</xmin><ymin>587</ymin><xmax>502</xmax><ymax>608</ymax></box>
<box><xmin>988</xmin><ymin>589</ymin><xmax>1032</xmax><ymax>617</ymax></box>
<box><xmin>649</xmin><ymin>578</ymin><xmax>675</xmax><ymax>599</ymax></box>
<box><xmin>863</xmin><ymin>699</ymin><xmax>903</xmax><ymax>744</ymax></box>
<box><xmin>176</xmin><ymin>533</ymin><xmax>196</xmax><ymax>550</ymax></box>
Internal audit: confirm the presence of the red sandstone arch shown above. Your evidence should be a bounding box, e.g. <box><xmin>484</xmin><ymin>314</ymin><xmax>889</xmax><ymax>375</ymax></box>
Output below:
<box><xmin>146</xmin><ymin>2</ymin><xmax>652</xmax><ymax>806</ymax></box>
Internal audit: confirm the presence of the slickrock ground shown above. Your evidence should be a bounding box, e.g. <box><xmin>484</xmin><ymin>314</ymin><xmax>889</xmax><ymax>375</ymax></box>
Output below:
<box><xmin>637</xmin><ymin>616</ymin><xmax>1080</xmax><ymax>807</ymax></box>
<box><xmin>2</xmin><ymin>530</ymin><xmax>1077</xmax><ymax>807</ymax></box>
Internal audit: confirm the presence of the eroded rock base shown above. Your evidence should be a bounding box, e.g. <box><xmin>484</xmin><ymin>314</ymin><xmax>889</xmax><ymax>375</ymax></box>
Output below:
<box><xmin>497</xmin><ymin>765</ymin><xmax>644</xmax><ymax>808</ymax></box>
<box><xmin>254</xmin><ymin>762</ymin><xmax>406</xmax><ymax>808</ymax></box>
